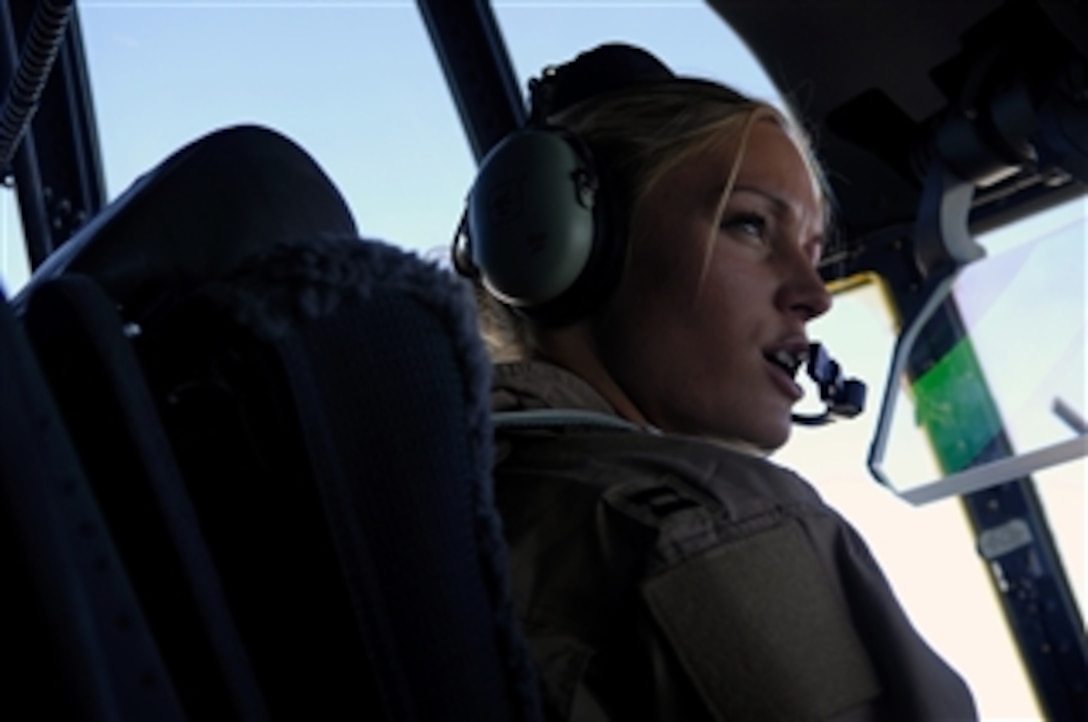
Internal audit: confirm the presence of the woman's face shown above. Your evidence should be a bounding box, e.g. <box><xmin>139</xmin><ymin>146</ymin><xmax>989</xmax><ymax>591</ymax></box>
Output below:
<box><xmin>596</xmin><ymin>119</ymin><xmax>831</xmax><ymax>450</ymax></box>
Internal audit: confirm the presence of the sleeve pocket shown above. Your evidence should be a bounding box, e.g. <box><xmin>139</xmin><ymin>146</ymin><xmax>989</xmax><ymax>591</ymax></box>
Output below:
<box><xmin>642</xmin><ymin>520</ymin><xmax>881</xmax><ymax>721</ymax></box>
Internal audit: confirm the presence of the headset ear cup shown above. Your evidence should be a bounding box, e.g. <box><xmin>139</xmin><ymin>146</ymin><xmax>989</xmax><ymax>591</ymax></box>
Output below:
<box><xmin>465</xmin><ymin>127</ymin><xmax>624</xmax><ymax>326</ymax></box>
<box><xmin>466</xmin><ymin>129</ymin><xmax>596</xmax><ymax>309</ymax></box>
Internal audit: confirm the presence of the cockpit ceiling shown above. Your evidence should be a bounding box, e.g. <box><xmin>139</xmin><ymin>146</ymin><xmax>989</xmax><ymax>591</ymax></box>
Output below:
<box><xmin>709</xmin><ymin>0</ymin><xmax>1088</xmax><ymax>271</ymax></box>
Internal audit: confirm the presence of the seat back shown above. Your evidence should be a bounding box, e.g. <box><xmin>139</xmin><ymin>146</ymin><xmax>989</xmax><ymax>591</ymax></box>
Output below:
<box><xmin>1</xmin><ymin>284</ymin><xmax>186</xmax><ymax>721</ymax></box>
<box><xmin>16</xmin><ymin>123</ymin><xmax>541</xmax><ymax>720</ymax></box>
<box><xmin>135</xmin><ymin>236</ymin><xmax>541</xmax><ymax>720</ymax></box>
<box><xmin>10</xmin><ymin>123</ymin><xmax>357</xmax><ymax>718</ymax></box>
<box><xmin>21</xmin><ymin>274</ymin><xmax>268</xmax><ymax>721</ymax></box>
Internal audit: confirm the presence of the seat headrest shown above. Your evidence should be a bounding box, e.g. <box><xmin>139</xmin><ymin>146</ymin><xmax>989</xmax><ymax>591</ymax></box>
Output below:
<box><xmin>16</xmin><ymin>124</ymin><xmax>357</xmax><ymax>315</ymax></box>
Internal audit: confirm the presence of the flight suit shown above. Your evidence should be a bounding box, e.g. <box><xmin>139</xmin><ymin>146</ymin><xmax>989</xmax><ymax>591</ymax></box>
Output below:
<box><xmin>492</xmin><ymin>360</ymin><xmax>978</xmax><ymax>722</ymax></box>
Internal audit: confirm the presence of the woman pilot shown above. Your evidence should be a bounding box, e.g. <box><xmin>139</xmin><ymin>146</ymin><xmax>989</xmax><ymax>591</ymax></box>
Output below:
<box><xmin>456</xmin><ymin>42</ymin><xmax>977</xmax><ymax>722</ymax></box>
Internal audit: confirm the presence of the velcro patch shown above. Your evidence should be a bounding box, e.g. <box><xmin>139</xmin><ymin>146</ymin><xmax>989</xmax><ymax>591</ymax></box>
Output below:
<box><xmin>642</xmin><ymin>520</ymin><xmax>880</xmax><ymax>721</ymax></box>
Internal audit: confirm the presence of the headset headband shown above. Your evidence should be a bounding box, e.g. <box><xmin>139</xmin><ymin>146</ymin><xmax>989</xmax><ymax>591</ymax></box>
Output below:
<box><xmin>527</xmin><ymin>43</ymin><xmax>677</xmax><ymax>123</ymax></box>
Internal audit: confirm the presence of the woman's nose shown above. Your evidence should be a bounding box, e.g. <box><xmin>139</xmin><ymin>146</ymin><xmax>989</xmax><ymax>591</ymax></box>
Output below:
<box><xmin>779</xmin><ymin>254</ymin><xmax>833</xmax><ymax>321</ymax></box>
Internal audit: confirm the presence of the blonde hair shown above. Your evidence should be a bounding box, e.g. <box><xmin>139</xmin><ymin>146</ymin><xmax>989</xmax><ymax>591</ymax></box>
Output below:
<box><xmin>475</xmin><ymin>80</ymin><xmax>830</xmax><ymax>361</ymax></box>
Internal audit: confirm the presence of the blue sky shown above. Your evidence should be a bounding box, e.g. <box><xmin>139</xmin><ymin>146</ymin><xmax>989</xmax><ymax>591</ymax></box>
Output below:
<box><xmin>69</xmin><ymin>1</ymin><xmax>784</xmax><ymax>260</ymax></box>
<box><xmin>2</xmin><ymin>3</ymin><xmax>1084</xmax><ymax>717</ymax></box>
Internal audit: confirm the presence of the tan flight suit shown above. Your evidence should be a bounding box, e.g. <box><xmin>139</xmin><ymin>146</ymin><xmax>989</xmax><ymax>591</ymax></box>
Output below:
<box><xmin>492</xmin><ymin>361</ymin><xmax>978</xmax><ymax>722</ymax></box>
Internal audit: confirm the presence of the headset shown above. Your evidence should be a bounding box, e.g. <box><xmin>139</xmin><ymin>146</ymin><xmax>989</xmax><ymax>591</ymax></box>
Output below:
<box><xmin>452</xmin><ymin>125</ymin><xmax>622</xmax><ymax>326</ymax></box>
<box><xmin>453</xmin><ymin>43</ymin><xmax>675</xmax><ymax>327</ymax></box>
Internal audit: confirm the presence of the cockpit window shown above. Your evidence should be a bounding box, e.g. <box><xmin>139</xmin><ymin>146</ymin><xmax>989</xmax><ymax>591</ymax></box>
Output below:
<box><xmin>1</xmin><ymin>193</ymin><xmax>27</xmax><ymax>293</ymax></box>
<box><xmin>2</xmin><ymin>3</ymin><xmax>477</xmax><ymax>293</ymax></box>
<box><xmin>79</xmin><ymin>1</ymin><xmax>473</xmax><ymax>260</ymax></box>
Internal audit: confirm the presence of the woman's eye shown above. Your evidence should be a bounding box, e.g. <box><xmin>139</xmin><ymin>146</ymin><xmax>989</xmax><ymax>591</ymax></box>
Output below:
<box><xmin>722</xmin><ymin>213</ymin><xmax>768</xmax><ymax>242</ymax></box>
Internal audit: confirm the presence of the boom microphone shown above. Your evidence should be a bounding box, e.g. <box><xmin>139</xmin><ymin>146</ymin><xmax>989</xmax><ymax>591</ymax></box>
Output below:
<box><xmin>792</xmin><ymin>343</ymin><xmax>867</xmax><ymax>426</ymax></box>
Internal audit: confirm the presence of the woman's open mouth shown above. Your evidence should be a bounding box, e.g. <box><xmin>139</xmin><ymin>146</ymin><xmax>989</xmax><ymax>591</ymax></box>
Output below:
<box><xmin>764</xmin><ymin>348</ymin><xmax>805</xmax><ymax>402</ymax></box>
